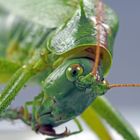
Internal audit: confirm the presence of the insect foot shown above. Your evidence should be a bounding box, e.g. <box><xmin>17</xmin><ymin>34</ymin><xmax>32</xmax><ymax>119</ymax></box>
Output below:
<box><xmin>35</xmin><ymin>124</ymin><xmax>70</xmax><ymax>140</ymax></box>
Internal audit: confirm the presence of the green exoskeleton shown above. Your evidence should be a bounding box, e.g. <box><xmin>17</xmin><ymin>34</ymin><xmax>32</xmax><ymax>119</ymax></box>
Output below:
<box><xmin>0</xmin><ymin>0</ymin><xmax>140</xmax><ymax>140</ymax></box>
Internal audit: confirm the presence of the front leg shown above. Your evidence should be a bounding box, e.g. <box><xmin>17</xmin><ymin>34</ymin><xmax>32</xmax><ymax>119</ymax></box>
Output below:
<box><xmin>25</xmin><ymin>98</ymin><xmax>70</xmax><ymax>140</ymax></box>
<box><xmin>35</xmin><ymin>118</ymin><xmax>83</xmax><ymax>140</ymax></box>
<box><xmin>0</xmin><ymin>50</ymin><xmax>50</xmax><ymax>114</ymax></box>
<box><xmin>0</xmin><ymin>66</ymin><xmax>34</xmax><ymax>113</ymax></box>
<box><xmin>0</xmin><ymin>28</ymin><xmax>54</xmax><ymax>114</ymax></box>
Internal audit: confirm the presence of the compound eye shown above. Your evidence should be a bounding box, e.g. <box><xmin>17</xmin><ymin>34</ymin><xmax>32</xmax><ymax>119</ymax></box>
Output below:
<box><xmin>66</xmin><ymin>64</ymin><xmax>84</xmax><ymax>82</ymax></box>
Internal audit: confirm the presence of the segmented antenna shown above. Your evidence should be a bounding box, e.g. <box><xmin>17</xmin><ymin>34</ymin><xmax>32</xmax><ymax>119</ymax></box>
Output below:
<box><xmin>109</xmin><ymin>83</ymin><xmax>140</xmax><ymax>89</ymax></box>
<box><xmin>92</xmin><ymin>0</ymin><xmax>104</xmax><ymax>76</ymax></box>
<box><xmin>91</xmin><ymin>1</ymin><xmax>140</xmax><ymax>89</ymax></box>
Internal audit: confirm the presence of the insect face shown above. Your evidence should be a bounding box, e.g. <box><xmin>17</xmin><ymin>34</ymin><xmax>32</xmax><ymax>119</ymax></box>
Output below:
<box><xmin>38</xmin><ymin>58</ymin><xmax>108</xmax><ymax>126</ymax></box>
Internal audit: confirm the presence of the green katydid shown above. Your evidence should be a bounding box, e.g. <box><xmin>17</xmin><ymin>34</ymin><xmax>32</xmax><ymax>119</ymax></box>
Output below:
<box><xmin>0</xmin><ymin>0</ymin><xmax>140</xmax><ymax>140</ymax></box>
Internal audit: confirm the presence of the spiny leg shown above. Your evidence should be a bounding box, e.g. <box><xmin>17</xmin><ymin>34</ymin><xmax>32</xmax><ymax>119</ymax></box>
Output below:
<box><xmin>0</xmin><ymin>56</ymin><xmax>46</xmax><ymax>114</ymax></box>
<box><xmin>0</xmin><ymin>108</ymin><xmax>21</xmax><ymax>120</ymax></box>
<box><xmin>18</xmin><ymin>94</ymin><xmax>71</xmax><ymax>139</ymax></box>
<box><xmin>35</xmin><ymin>125</ymin><xmax>69</xmax><ymax>140</ymax></box>
<box><xmin>0</xmin><ymin>93</ymin><xmax>43</xmax><ymax>124</ymax></box>
<box><xmin>18</xmin><ymin>92</ymin><xmax>44</xmax><ymax>125</ymax></box>
<box><xmin>34</xmin><ymin>114</ymin><xmax>70</xmax><ymax>139</ymax></box>
<box><xmin>0</xmin><ymin>27</ymin><xmax>54</xmax><ymax>113</ymax></box>
<box><xmin>0</xmin><ymin>100</ymin><xmax>34</xmax><ymax>122</ymax></box>
<box><xmin>0</xmin><ymin>67</ymin><xmax>34</xmax><ymax>113</ymax></box>
<box><xmin>19</xmin><ymin>101</ymin><xmax>34</xmax><ymax>125</ymax></box>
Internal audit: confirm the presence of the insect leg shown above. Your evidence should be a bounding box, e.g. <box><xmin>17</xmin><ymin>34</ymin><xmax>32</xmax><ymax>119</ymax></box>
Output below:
<box><xmin>0</xmin><ymin>50</ymin><xmax>49</xmax><ymax>114</ymax></box>
<box><xmin>19</xmin><ymin>93</ymin><xmax>44</xmax><ymax>127</ymax></box>
<box><xmin>0</xmin><ymin>67</ymin><xmax>35</xmax><ymax>113</ymax></box>
<box><xmin>0</xmin><ymin>94</ymin><xmax>43</xmax><ymax>124</ymax></box>
<box><xmin>91</xmin><ymin>96</ymin><xmax>140</xmax><ymax>140</ymax></box>
<box><xmin>0</xmin><ymin>108</ymin><xmax>20</xmax><ymax>120</ymax></box>
<box><xmin>70</xmin><ymin>118</ymin><xmax>83</xmax><ymax>135</ymax></box>
<box><xmin>0</xmin><ymin>27</ymin><xmax>55</xmax><ymax>113</ymax></box>
<box><xmin>20</xmin><ymin>101</ymin><xmax>33</xmax><ymax>125</ymax></box>
<box><xmin>46</xmin><ymin>119</ymin><xmax>83</xmax><ymax>140</ymax></box>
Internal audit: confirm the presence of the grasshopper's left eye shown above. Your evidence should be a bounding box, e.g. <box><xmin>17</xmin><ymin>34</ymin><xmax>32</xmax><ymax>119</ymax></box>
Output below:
<box><xmin>66</xmin><ymin>64</ymin><xmax>84</xmax><ymax>82</ymax></box>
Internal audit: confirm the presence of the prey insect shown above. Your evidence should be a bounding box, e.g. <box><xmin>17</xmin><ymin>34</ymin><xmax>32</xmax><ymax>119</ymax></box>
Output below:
<box><xmin>0</xmin><ymin>0</ymin><xmax>140</xmax><ymax>140</ymax></box>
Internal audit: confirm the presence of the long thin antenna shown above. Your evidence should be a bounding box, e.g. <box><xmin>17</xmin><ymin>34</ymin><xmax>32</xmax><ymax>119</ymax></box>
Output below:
<box><xmin>109</xmin><ymin>83</ymin><xmax>140</xmax><ymax>89</ymax></box>
<box><xmin>92</xmin><ymin>0</ymin><xmax>104</xmax><ymax>76</ymax></box>
<box><xmin>91</xmin><ymin>1</ymin><xmax>140</xmax><ymax>90</ymax></box>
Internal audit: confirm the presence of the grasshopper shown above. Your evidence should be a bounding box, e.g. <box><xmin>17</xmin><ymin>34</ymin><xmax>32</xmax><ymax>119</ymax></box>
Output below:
<box><xmin>0</xmin><ymin>0</ymin><xmax>139</xmax><ymax>140</ymax></box>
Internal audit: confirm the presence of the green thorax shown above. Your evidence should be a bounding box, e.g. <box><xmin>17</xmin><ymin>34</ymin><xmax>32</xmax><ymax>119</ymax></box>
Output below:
<box><xmin>0</xmin><ymin>0</ymin><xmax>78</xmax><ymax>63</ymax></box>
<box><xmin>0</xmin><ymin>0</ymin><xmax>119</xmax><ymax>82</ymax></box>
<box><xmin>48</xmin><ymin>0</ymin><xmax>119</xmax><ymax>76</ymax></box>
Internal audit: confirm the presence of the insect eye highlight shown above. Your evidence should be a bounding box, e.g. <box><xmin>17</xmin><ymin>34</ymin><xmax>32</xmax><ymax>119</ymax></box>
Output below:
<box><xmin>66</xmin><ymin>64</ymin><xmax>84</xmax><ymax>82</ymax></box>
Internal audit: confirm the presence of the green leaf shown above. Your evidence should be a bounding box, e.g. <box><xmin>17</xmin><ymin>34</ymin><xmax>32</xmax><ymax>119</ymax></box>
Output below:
<box><xmin>81</xmin><ymin>106</ymin><xmax>112</xmax><ymax>140</ymax></box>
<box><xmin>0</xmin><ymin>0</ymin><xmax>78</xmax><ymax>27</ymax></box>
<box><xmin>91</xmin><ymin>97</ymin><xmax>140</xmax><ymax>140</ymax></box>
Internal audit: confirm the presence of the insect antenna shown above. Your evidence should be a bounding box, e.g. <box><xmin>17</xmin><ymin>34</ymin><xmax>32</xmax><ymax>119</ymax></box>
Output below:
<box><xmin>108</xmin><ymin>83</ymin><xmax>140</xmax><ymax>89</ymax></box>
<box><xmin>91</xmin><ymin>0</ymin><xmax>104</xmax><ymax>77</ymax></box>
